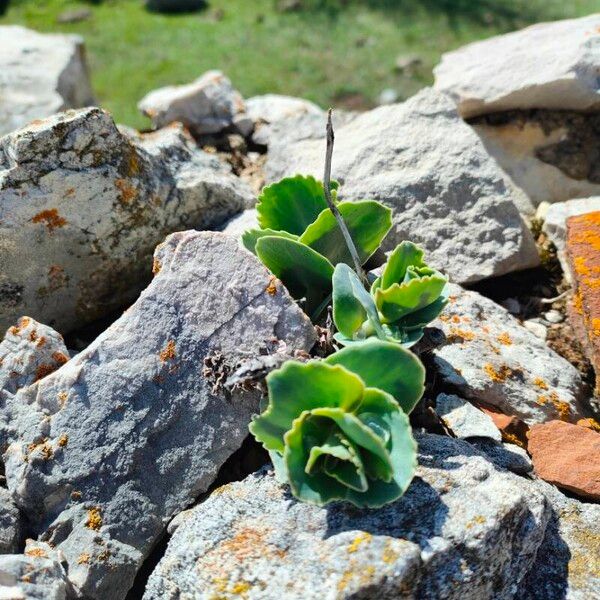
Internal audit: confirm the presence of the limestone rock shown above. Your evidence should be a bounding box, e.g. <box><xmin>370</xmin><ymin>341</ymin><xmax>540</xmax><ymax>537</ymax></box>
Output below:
<box><xmin>434</xmin><ymin>15</ymin><xmax>600</xmax><ymax>118</ymax></box>
<box><xmin>2</xmin><ymin>232</ymin><xmax>316</xmax><ymax>599</ymax></box>
<box><xmin>435</xmin><ymin>393</ymin><xmax>501</xmax><ymax>441</ymax></box>
<box><xmin>528</xmin><ymin>420</ymin><xmax>600</xmax><ymax>501</ymax></box>
<box><xmin>0</xmin><ymin>488</ymin><xmax>23</xmax><ymax>555</ymax></box>
<box><xmin>519</xmin><ymin>479</ymin><xmax>600</xmax><ymax>600</ymax></box>
<box><xmin>0</xmin><ymin>108</ymin><xmax>253</xmax><ymax>334</ymax></box>
<box><xmin>266</xmin><ymin>88</ymin><xmax>538</xmax><ymax>284</ymax></box>
<box><xmin>138</xmin><ymin>70</ymin><xmax>250</xmax><ymax>136</ymax></box>
<box><xmin>0</xmin><ymin>317</ymin><xmax>69</xmax><ymax>397</ymax></box>
<box><xmin>466</xmin><ymin>439</ymin><xmax>532</xmax><ymax>476</ymax></box>
<box><xmin>0</xmin><ymin>26</ymin><xmax>94</xmax><ymax>137</ymax></box>
<box><xmin>246</xmin><ymin>94</ymin><xmax>323</xmax><ymax>124</ymax></box>
<box><xmin>0</xmin><ymin>541</ymin><xmax>74</xmax><ymax>600</ymax></box>
<box><xmin>144</xmin><ymin>434</ymin><xmax>549</xmax><ymax>600</ymax></box>
<box><xmin>431</xmin><ymin>284</ymin><xmax>589</xmax><ymax>425</ymax></box>
<box><xmin>220</xmin><ymin>208</ymin><xmax>258</xmax><ymax>238</ymax></box>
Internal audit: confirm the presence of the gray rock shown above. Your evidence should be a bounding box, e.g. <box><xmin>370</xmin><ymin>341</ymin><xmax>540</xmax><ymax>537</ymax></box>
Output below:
<box><xmin>0</xmin><ymin>541</ymin><xmax>73</xmax><ymax>600</ymax></box>
<box><xmin>543</xmin><ymin>196</ymin><xmax>600</xmax><ymax>279</ymax></box>
<box><xmin>2</xmin><ymin>231</ymin><xmax>316</xmax><ymax>600</ymax></box>
<box><xmin>0</xmin><ymin>317</ymin><xmax>69</xmax><ymax>397</ymax></box>
<box><xmin>432</xmin><ymin>284</ymin><xmax>589</xmax><ymax>425</ymax></box>
<box><xmin>266</xmin><ymin>88</ymin><xmax>538</xmax><ymax>284</ymax></box>
<box><xmin>519</xmin><ymin>479</ymin><xmax>600</xmax><ymax>599</ymax></box>
<box><xmin>0</xmin><ymin>488</ymin><xmax>22</xmax><ymax>555</ymax></box>
<box><xmin>138</xmin><ymin>70</ymin><xmax>249</xmax><ymax>136</ymax></box>
<box><xmin>434</xmin><ymin>15</ymin><xmax>600</xmax><ymax>118</ymax></box>
<box><xmin>435</xmin><ymin>393</ymin><xmax>501</xmax><ymax>441</ymax></box>
<box><xmin>220</xmin><ymin>208</ymin><xmax>258</xmax><ymax>238</ymax></box>
<box><xmin>0</xmin><ymin>26</ymin><xmax>94</xmax><ymax>137</ymax></box>
<box><xmin>0</xmin><ymin>108</ymin><xmax>253</xmax><ymax>334</ymax></box>
<box><xmin>144</xmin><ymin>434</ymin><xmax>549</xmax><ymax>600</ymax></box>
<box><xmin>466</xmin><ymin>439</ymin><xmax>532</xmax><ymax>476</ymax></box>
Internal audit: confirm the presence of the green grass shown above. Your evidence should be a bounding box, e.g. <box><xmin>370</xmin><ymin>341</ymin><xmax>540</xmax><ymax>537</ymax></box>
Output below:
<box><xmin>2</xmin><ymin>0</ymin><xmax>598</xmax><ymax>129</ymax></box>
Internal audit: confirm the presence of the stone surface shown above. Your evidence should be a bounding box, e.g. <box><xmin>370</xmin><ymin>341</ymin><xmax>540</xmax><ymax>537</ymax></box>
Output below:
<box><xmin>0</xmin><ymin>26</ymin><xmax>94</xmax><ymax>137</ymax></box>
<box><xmin>565</xmin><ymin>211</ymin><xmax>600</xmax><ymax>392</ymax></box>
<box><xmin>431</xmin><ymin>284</ymin><xmax>589</xmax><ymax>425</ymax></box>
<box><xmin>220</xmin><ymin>208</ymin><xmax>258</xmax><ymax>238</ymax></box>
<box><xmin>1</xmin><ymin>232</ymin><xmax>316</xmax><ymax>600</ymax></box>
<box><xmin>434</xmin><ymin>15</ymin><xmax>600</xmax><ymax>118</ymax></box>
<box><xmin>467</xmin><ymin>439</ymin><xmax>532</xmax><ymax>475</ymax></box>
<box><xmin>0</xmin><ymin>541</ymin><xmax>74</xmax><ymax>599</ymax></box>
<box><xmin>471</xmin><ymin>113</ymin><xmax>600</xmax><ymax>214</ymax></box>
<box><xmin>435</xmin><ymin>393</ymin><xmax>501</xmax><ymax>441</ymax></box>
<box><xmin>519</xmin><ymin>479</ymin><xmax>600</xmax><ymax>600</ymax></box>
<box><xmin>246</xmin><ymin>94</ymin><xmax>323</xmax><ymax>126</ymax></box>
<box><xmin>0</xmin><ymin>317</ymin><xmax>69</xmax><ymax>397</ymax></box>
<box><xmin>138</xmin><ymin>70</ymin><xmax>249</xmax><ymax>135</ymax></box>
<box><xmin>528</xmin><ymin>420</ymin><xmax>600</xmax><ymax>501</ymax></box>
<box><xmin>0</xmin><ymin>107</ymin><xmax>253</xmax><ymax>334</ymax></box>
<box><xmin>266</xmin><ymin>88</ymin><xmax>538</xmax><ymax>284</ymax></box>
<box><xmin>144</xmin><ymin>434</ymin><xmax>549</xmax><ymax>600</ymax></box>
<box><xmin>0</xmin><ymin>487</ymin><xmax>23</xmax><ymax>555</ymax></box>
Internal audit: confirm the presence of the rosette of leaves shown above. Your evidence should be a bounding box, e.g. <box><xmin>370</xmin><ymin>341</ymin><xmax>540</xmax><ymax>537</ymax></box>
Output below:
<box><xmin>249</xmin><ymin>340</ymin><xmax>424</xmax><ymax>508</ymax></box>
<box><xmin>333</xmin><ymin>241</ymin><xmax>448</xmax><ymax>347</ymax></box>
<box><xmin>242</xmin><ymin>175</ymin><xmax>392</xmax><ymax>319</ymax></box>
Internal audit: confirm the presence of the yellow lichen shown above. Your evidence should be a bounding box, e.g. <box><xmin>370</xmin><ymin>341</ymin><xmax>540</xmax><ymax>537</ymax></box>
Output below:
<box><xmin>86</xmin><ymin>507</ymin><xmax>102</xmax><ymax>531</ymax></box>
<box><xmin>25</xmin><ymin>547</ymin><xmax>48</xmax><ymax>558</ymax></box>
<box><xmin>533</xmin><ymin>377</ymin><xmax>548</xmax><ymax>390</ymax></box>
<box><xmin>159</xmin><ymin>340</ymin><xmax>176</xmax><ymax>362</ymax></box>
<box><xmin>77</xmin><ymin>553</ymin><xmax>91</xmax><ymax>565</ymax></box>
<box><xmin>152</xmin><ymin>258</ymin><xmax>162</xmax><ymax>275</ymax></box>
<box><xmin>347</xmin><ymin>532</ymin><xmax>372</xmax><ymax>553</ymax></box>
<box><xmin>483</xmin><ymin>363</ymin><xmax>513</xmax><ymax>383</ymax></box>
<box><xmin>58</xmin><ymin>434</ymin><xmax>68</xmax><ymax>448</ymax></box>
<box><xmin>496</xmin><ymin>332</ymin><xmax>512</xmax><ymax>346</ymax></box>
<box><xmin>266</xmin><ymin>276</ymin><xmax>278</xmax><ymax>296</ymax></box>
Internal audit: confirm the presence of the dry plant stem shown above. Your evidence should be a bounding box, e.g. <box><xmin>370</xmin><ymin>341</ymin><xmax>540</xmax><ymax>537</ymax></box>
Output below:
<box><xmin>323</xmin><ymin>108</ymin><xmax>367</xmax><ymax>284</ymax></box>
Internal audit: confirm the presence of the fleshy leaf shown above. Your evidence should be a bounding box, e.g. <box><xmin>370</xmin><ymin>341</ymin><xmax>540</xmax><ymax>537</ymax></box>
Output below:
<box><xmin>255</xmin><ymin>236</ymin><xmax>334</xmax><ymax>318</ymax></box>
<box><xmin>325</xmin><ymin>339</ymin><xmax>425</xmax><ymax>413</ymax></box>
<box><xmin>300</xmin><ymin>201</ymin><xmax>392</xmax><ymax>265</ymax></box>
<box><xmin>249</xmin><ymin>361</ymin><xmax>364</xmax><ymax>453</ymax></box>
<box><xmin>375</xmin><ymin>273</ymin><xmax>447</xmax><ymax>324</ymax></box>
<box><xmin>332</xmin><ymin>263</ymin><xmax>385</xmax><ymax>340</ymax></box>
<box><xmin>256</xmin><ymin>175</ymin><xmax>333</xmax><ymax>235</ymax></box>
<box><xmin>380</xmin><ymin>241</ymin><xmax>426</xmax><ymax>289</ymax></box>
<box><xmin>241</xmin><ymin>228</ymin><xmax>298</xmax><ymax>255</ymax></box>
<box><xmin>396</xmin><ymin>293</ymin><xmax>448</xmax><ymax>331</ymax></box>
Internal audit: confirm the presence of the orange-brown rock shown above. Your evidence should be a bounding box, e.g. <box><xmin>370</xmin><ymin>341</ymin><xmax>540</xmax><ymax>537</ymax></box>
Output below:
<box><xmin>529</xmin><ymin>420</ymin><xmax>600</xmax><ymax>501</ymax></box>
<box><xmin>566</xmin><ymin>211</ymin><xmax>600</xmax><ymax>394</ymax></box>
<box><xmin>477</xmin><ymin>404</ymin><xmax>529</xmax><ymax>448</ymax></box>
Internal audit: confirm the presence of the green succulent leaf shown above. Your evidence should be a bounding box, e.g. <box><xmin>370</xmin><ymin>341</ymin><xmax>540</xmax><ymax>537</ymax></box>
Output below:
<box><xmin>255</xmin><ymin>236</ymin><xmax>334</xmax><ymax>318</ymax></box>
<box><xmin>256</xmin><ymin>175</ymin><xmax>337</xmax><ymax>236</ymax></box>
<box><xmin>299</xmin><ymin>201</ymin><xmax>392</xmax><ymax>265</ymax></box>
<box><xmin>332</xmin><ymin>263</ymin><xmax>385</xmax><ymax>340</ymax></box>
<box><xmin>325</xmin><ymin>340</ymin><xmax>425</xmax><ymax>414</ymax></box>
<box><xmin>380</xmin><ymin>241</ymin><xmax>426</xmax><ymax>289</ymax></box>
<box><xmin>249</xmin><ymin>361</ymin><xmax>364</xmax><ymax>454</ymax></box>
<box><xmin>395</xmin><ymin>292</ymin><xmax>449</xmax><ymax>331</ymax></box>
<box><xmin>241</xmin><ymin>228</ymin><xmax>298</xmax><ymax>255</ymax></box>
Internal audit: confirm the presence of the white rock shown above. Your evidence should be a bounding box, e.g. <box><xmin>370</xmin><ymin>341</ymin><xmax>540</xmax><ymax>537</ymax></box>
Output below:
<box><xmin>378</xmin><ymin>88</ymin><xmax>399</xmax><ymax>105</ymax></box>
<box><xmin>544</xmin><ymin>310</ymin><xmax>564</xmax><ymax>324</ymax></box>
<box><xmin>144</xmin><ymin>434</ymin><xmax>550</xmax><ymax>600</ymax></box>
<box><xmin>434</xmin><ymin>15</ymin><xmax>600</xmax><ymax>118</ymax></box>
<box><xmin>0</xmin><ymin>26</ymin><xmax>94</xmax><ymax>136</ymax></box>
<box><xmin>266</xmin><ymin>88</ymin><xmax>539</xmax><ymax>284</ymax></box>
<box><xmin>246</xmin><ymin>94</ymin><xmax>323</xmax><ymax>125</ymax></box>
<box><xmin>523</xmin><ymin>319</ymin><xmax>548</xmax><ymax>341</ymax></box>
<box><xmin>0</xmin><ymin>108</ymin><xmax>253</xmax><ymax>334</ymax></box>
<box><xmin>432</xmin><ymin>284</ymin><xmax>589</xmax><ymax>425</ymax></box>
<box><xmin>436</xmin><ymin>393</ymin><xmax>501</xmax><ymax>441</ymax></box>
<box><xmin>2</xmin><ymin>231</ymin><xmax>316</xmax><ymax>599</ymax></box>
<box><xmin>220</xmin><ymin>208</ymin><xmax>258</xmax><ymax>238</ymax></box>
<box><xmin>138</xmin><ymin>70</ymin><xmax>248</xmax><ymax>135</ymax></box>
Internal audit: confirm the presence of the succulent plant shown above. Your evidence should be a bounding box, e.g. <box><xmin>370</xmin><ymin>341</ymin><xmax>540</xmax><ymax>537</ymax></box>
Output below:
<box><xmin>333</xmin><ymin>241</ymin><xmax>448</xmax><ymax>347</ymax></box>
<box><xmin>249</xmin><ymin>340</ymin><xmax>424</xmax><ymax>508</ymax></box>
<box><xmin>242</xmin><ymin>175</ymin><xmax>392</xmax><ymax>318</ymax></box>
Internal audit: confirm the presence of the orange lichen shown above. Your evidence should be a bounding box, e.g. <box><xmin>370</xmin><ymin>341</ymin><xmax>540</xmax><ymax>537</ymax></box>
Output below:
<box><xmin>483</xmin><ymin>363</ymin><xmax>513</xmax><ymax>383</ymax></box>
<box><xmin>115</xmin><ymin>179</ymin><xmax>138</xmax><ymax>204</ymax></box>
<box><xmin>496</xmin><ymin>332</ymin><xmax>512</xmax><ymax>346</ymax></box>
<box><xmin>57</xmin><ymin>391</ymin><xmax>68</xmax><ymax>406</ymax></box>
<box><xmin>34</xmin><ymin>363</ymin><xmax>57</xmax><ymax>381</ymax></box>
<box><xmin>591</xmin><ymin>318</ymin><xmax>600</xmax><ymax>337</ymax></box>
<box><xmin>31</xmin><ymin>209</ymin><xmax>67</xmax><ymax>232</ymax></box>
<box><xmin>52</xmin><ymin>351</ymin><xmax>69</xmax><ymax>365</ymax></box>
<box><xmin>71</xmin><ymin>491</ymin><xmax>82</xmax><ymax>501</ymax></box>
<box><xmin>465</xmin><ymin>515</ymin><xmax>486</xmax><ymax>529</ymax></box>
<box><xmin>58</xmin><ymin>434</ymin><xmax>68</xmax><ymax>448</ymax></box>
<box><xmin>572</xmin><ymin>291</ymin><xmax>584</xmax><ymax>315</ymax></box>
<box><xmin>348</xmin><ymin>532</ymin><xmax>372</xmax><ymax>553</ymax></box>
<box><xmin>25</xmin><ymin>547</ymin><xmax>48</xmax><ymax>558</ymax></box>
<box><xmin>41</xmin><ymin>444</ymin><xmax>53</xmax><ymax>460</ymax></box>
<box><xmin>266</xmin><ymin>276</ymin><xmax>277</xmax><ymax>296</ymax></box>
<box><xmin>577</xmin><ymin>418</ymin><xmax>600</xmax><ymax>432</ymax></box>
<box><xmin>9</xmin><ymin>317</ymin><xmax>30</xmax><ymax>336</ymax></box>
<box><xmin>86</xmin><ymin>508</ymin><xmax>102</xmax><ymax>531</ymax></box>
<box><xmin>36</xmin><ymin>336</ymin><xmax>47</xmax><ymax>348</ymax></box>
<box><xmin>152</xmin><ymin>258</ymin><xmax>162</xmax><ymax>275</ymax></box>
<box><xmin>533</xmin><ymin>377</ymin><xmax>548</xmax><ymax>390</ymax></box>
<box><xmin>159</xmin><ymin>340</ymin><xmax>176</xmax><ymax>362</ymax></box>
<box><xmin>448</xmin><ymin>327</ymin><xmax>476</xmax><ymax>342</ymax></box>
<box><xmin>77</xmin><ymin>553</ymin><xmax>91</xmax><ymax>565</ymax></box>
<box><xmin>28</xmin><ymin>330</ymin><xmax>38</xmax><ymax>342</ymax></box>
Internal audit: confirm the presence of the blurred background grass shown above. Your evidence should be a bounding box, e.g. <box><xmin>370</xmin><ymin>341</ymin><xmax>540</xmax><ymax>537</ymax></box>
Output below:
<box><xmin>1</xmin><ymin>0</ymin><xmax>598</xmax><ymax>129</ymax></box>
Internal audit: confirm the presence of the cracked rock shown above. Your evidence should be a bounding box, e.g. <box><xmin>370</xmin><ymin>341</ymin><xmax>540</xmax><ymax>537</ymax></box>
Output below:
<box><xmin>0</xmin><ymin>108</ymin><xmax>254</xmax><ymax>334</ymax></box>
<box><xmin>1</xmin><ymin>231</ymin><xmax>315</xmax><ymax>599</ymax></box>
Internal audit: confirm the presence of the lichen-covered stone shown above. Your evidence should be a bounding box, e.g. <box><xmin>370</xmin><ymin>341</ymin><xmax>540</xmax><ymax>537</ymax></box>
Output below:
<box><xmin>0</xmin><ymin>108</ymin><xmax>253</xmax><ymax>334</ymax></box>
<box><xmin>0</xmin><ymin>488</ymin><xmax>22</xmax><ymax>555</ymax></box>
<box><xmin>0</xmin><ymin>317</ymin><xmax>69</xmax><ymax>396</ymax></box>
<box><xmin>0</xmin><ymin>541</ymin><xmax>74</xmax><ymax>600</ymax></box>
<box><xmin>144</xmin><ymin>434</ymin><xmax>549</xmax><ymax>600</ymax></box>
<box><xmin>431</xmin><ymin>284</ymin><xmax>589</xmax><ymax>425</ymax></box>
<box><xmin>266</xmin><ymin>88</ymin><xmax>538</xmax><ymax>284</ymax></box>
<box><xmin>434</xmin><ymin>15</ymin><xmax>600</xmax><ymax>117</ymax></box>
<box><xmin>0</xmin><ymin>26</ymin><xmax>94</xmax><ymax>136</ymax></box>
<box><xmin>2</xmin><ymin>232</ymin><xmax>316</xmax><ymax>600</ymax></box>
<box><xmin>435</xmin><ymin>393</ymin><xmax>501</xmax><ymax>441</ymax></box>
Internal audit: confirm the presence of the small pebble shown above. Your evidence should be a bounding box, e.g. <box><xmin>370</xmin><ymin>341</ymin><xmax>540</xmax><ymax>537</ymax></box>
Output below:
<box><xmin>378</xmin><ymin>88</ymin><xmax>399</xmax><ymax>105</ymax></box>
<box><xmin>543</xmin><ymin>310</ymin><xmax>563</xmax><ymax>324</ymax></box>
<box><xmin>523</xmin><ymin>319</ymin><xmax>547</xmax><ymax>340</ymax></box>
<box><xmin>535</xmin><ymin>201</ymin><xmax>551</xmax><ymax>221</ymax></box>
